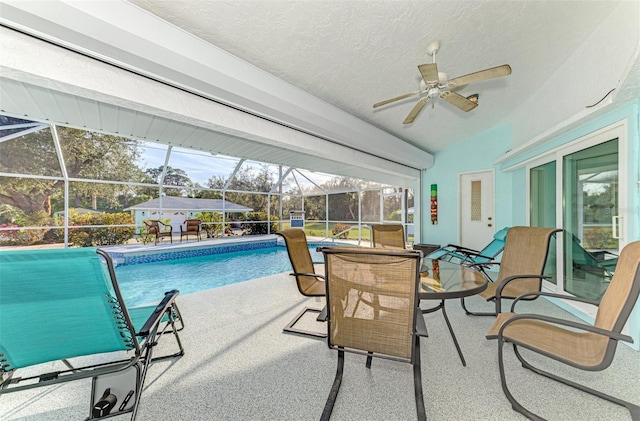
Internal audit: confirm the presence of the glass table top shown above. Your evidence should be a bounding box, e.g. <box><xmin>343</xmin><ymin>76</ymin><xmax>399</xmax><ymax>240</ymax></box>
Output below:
<box><xmin>419</xmin><ymin>258</ymin><xmax>487</xmax><ymax>299</ymax></box>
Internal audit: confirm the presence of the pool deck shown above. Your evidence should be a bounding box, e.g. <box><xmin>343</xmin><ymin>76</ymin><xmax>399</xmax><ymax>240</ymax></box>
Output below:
<box><xmin>2</xmin><ymin>268</ymin><xmax>638</xmax><ymax>420</ymax></box>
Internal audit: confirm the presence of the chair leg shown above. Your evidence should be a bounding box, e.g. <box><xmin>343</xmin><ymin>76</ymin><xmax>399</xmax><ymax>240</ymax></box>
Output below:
<box><xmin>366</xmin><ymin>352</ymin><xmax>373</xmax><ymax>368</ymax></box>
<box><xmin>321</xmin><ymin>349</ymin><xmax>344</xmax><ymax>421</ymax></box>
<box><xmin>460</xmin><ymin>297</ymin><xmax>497</xmax><ymax>316</ymax></box>
<box><xmin>498</xmin><ymin>338</ymin><xmax>544</xmax><ymax>420</ymax></box>
<box><xmin>413</xmin><ymin>335</ymin><xmax>427</xmax><ymax>421</ymax></box>
<box><xmin>513</xmin><ymin>345</ymin><xmax>640</xmax><ymax>420</ymax></box>
<box><xmin>283</xmin><ymin>307</ymin><xmax>327</xmax><ymax>338</ymax></box>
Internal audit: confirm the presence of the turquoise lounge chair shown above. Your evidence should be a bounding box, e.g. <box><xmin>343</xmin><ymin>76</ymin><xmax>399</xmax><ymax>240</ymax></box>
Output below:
<box><xmin>427</xmin><ymin>227</ymin><xmax>510</xmax><ymax>264</ymax></box>
<box><xmin>0</xmin><ymin>247</ymin><xmax>185</xmax><ymax>420</ymax></box>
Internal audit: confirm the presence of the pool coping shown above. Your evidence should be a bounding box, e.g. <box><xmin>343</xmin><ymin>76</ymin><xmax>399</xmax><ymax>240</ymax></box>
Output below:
<box><xmin>101</xmin><ymin>235</ymin><xmax>282</xmax><ymax>265</ymax></box>
<box><xmin>100</xmin><ymin>235</ymin><xmax>342</xmax><ymax>266</ymax></box>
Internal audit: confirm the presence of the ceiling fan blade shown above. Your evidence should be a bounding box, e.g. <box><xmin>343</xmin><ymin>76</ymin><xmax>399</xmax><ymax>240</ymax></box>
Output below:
<box><xmin>403</xmin><ymin>97</ymin><xmax>430</xmax><ymax>124</ymax></box>
<box><xmin>448</xmin><ymin>64</ymin><xmax>512</xmax><ymax>88</ymax></box>
<box><xmin>440</xmin><ymin>91</ymin><xmax>478</xmax><ymax>112</ymax></box>
<box><xmin>373</xmin><ymin>91</ymin><xmax>420</xmax><ymax>108</ymax></box>
<box><xmin>418</xmin><ymin>63</ymin><xmax>439</xmax><ymax>85</ymax></box>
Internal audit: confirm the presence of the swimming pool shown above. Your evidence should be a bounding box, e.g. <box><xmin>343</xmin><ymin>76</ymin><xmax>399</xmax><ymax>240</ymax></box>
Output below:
<box><xmin>115</xmin><ymin>245</ymin><xmax>325</xmax><ymax>306</ymax></box>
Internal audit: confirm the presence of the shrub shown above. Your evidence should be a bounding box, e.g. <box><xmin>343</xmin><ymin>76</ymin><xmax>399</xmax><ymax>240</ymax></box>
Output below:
<box><xmin>331</xmin><ymin>223</ymin><xmax>351</xmax><ymax>239</ymax></box>
<box><xmin>197</xmin><ymin>212</ymin><xmax>225</xmax><ymax>238</ymax></box>
<box><xmin>68</xmin><ymin>212</ymin><xmax>135</xmax><ymax>247</ymax></box>
<box><xmin>244</xmin><ymin>212</ymin><xmax>279</xmax><ymax>235</ymax></box>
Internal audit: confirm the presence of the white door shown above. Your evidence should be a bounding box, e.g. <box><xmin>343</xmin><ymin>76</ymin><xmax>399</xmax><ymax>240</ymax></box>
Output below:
<box><xmin>459</xmin><ymin>171</ymin><xmax>495</xmax><ymax>250</ymax></box>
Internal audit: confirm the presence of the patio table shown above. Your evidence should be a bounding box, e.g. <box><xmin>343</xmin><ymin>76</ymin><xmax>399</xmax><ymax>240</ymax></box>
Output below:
<box><xmin>419</xmin><ymin>258</ymin><xmax>487</xmax><ymax>366</ymax></box>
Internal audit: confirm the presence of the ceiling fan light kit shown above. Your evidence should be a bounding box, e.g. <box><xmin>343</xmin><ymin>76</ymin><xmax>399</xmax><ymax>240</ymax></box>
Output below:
<box><xmin>373</xmin><ymin>41</ymin><xmax>511</xmax><ymax>124</ymax></box>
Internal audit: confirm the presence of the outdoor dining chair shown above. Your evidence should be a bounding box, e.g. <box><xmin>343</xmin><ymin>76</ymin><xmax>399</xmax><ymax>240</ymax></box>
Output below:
<box><xmin>485</xmin><ymin>240</ymin><xmax>640</xmax><ymax>420</ymax></box>
<box><xmin>318</xmin><ymin>246</ymin><xmax>427</xmax><ymax>421</ymax></box>
<box><xmin>461</xmin><ymin>226</ymin><xmax>561</xmax><ymax>315</ymax></box>
<box><xmin>180</xmin><ymin>218</ymin><xmax>202</xmax><ymax>242</ymax></box>
<box><xmin>0</xmin><ymin>247</ymin><xmax>185</xmax><ymax>420</ymax></box>
<box><xmin>275</xmin><ymin>228</ymin><xmax>327</xmax><ymax>338</ymax></box>
<box><xmin>144</xmin><ymin>219</ymin><xmax>173</xmax><ymax>245</ymax></box>
<box><xmin>371</xmin><ymin>223</ymin><xmax>406</xmax><ymax>249</ymax></box>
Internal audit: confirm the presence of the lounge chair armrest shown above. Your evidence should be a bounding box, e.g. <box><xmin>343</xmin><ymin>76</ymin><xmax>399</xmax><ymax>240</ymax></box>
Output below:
<box><xmin>137</xmin><ymin>289</ymin><xmax>180</xmax><ymax>338</ymax></box>
<box><xmin>468</xmin><ymin>261</ymin><xmax>500</xmax><ymax>270</ymax></box>
<box><xmin>509</xmin><ymin>291</ymin><xmax>600</xmax><ymax>312</ymax></box>
<box><xmin>499</xmin><ymin>313</ymin><xmax>633</xmax><ymax>343</ymax></box>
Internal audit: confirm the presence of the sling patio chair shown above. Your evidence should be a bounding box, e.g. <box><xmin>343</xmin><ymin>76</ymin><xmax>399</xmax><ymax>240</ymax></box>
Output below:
<box><xmin>371</xmin><ymin>223</ymin><xmax>406</xmax><ymax>249</ymax></box>
<box><xmin>427</xmin><ymin>226</ymin><xmax>510</xmax><ymax>265</ymax></box>
<box><xmin>485</xmin><ymin>240</ymin><xmax>640</xmax><ymax>420</ymax></box>
<box><xmin>275</xmin><ymin>228</ymin><xmax>327</xmax><ymax>338</ymax></box>
<box><xmin>180</xmin><ymin>218</ymin><xmax>202</xmax><ymax>242</ymax></box>
<box><xmin>317</xmin><ymin>246</ymin><xmax>428</xmax><ymax>421</ymax></box>
<box><xmin>0</xmin><ymin>247</ymin><xmax>185</xmax><ymax>420</ymax></box>
<box><xmin>461</xmin><ymin>226</ymin><xmax>561</xmax><ymax>316</ymax></box>
<box><xmin>144</xmin><ymin>219</ymin><xmax>173</xmax><ymax>245</ymax></box>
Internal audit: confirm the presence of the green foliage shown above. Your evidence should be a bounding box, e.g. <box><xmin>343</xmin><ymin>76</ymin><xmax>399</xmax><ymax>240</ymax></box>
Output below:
<box><xmin>197</xmin><ymin>212</ymin><xmax>225</xmax><ymax>238</ymax></box>
<box><xmin>67</xmin><ymin>212</ymin><xmax>135</xmax><ymax>247</ymax></box>
<box><xmin>244</xmin><ymin>212</ymin><xmax>278</xmax><ymax>235</ymax></box>
<box><xmin>331</xmin><ymin>223</ymin><xmax>351</xmax><ymax>239</ymax></box>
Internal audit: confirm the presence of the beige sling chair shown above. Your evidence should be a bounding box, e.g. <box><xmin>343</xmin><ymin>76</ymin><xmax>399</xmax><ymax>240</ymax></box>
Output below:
<box><xmin>371</xmin><ymin>223</ymin><xmax>406</xmax><ymax>249</ymax></box>
<box><xmin>486</xmin><ymin>240</ymin><xmax>640</xmax><ymax>420</ymax></box>
<box><xmin>317</xmin><ymin>246</ymin><xmax>427</xmax><ymax>421</ymax></box>
<box><xmin>276</xmin><ymin>229</ymin><xmax>327</xmax><ymax>338</ymax></box>
<box><xmin>462</xmin><ymin>226</ymin><xmax>561</xmax><ymax>316</ymax></box>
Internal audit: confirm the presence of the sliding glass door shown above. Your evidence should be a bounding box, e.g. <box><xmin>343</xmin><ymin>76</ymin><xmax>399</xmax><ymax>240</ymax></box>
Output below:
<box><xmin>528</xmin><ymin>122</ymin><xmax>626</xmax><ymax>302</ymax></box>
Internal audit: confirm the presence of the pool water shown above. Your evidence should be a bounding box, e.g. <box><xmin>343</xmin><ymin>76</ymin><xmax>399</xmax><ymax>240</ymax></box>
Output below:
<box><xmin>115</xmin><ymin>246</ymin><xmax>324</xmax><ymax>306</ymax></box>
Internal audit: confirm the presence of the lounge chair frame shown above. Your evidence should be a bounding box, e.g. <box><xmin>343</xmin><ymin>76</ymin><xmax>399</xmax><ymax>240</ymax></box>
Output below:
<box><xmin>318</xmin><ymin>247</ymin><xmax>427</xmax><ymax>421</ymax></box>
<box><xmin>0</xmin><ymin>248</ymin><xmax>185</xmax><ymax>420</ymax></box>
<box><xmin>427</xmin><ymin>226</ymin><xmax>510</xmax><ymax>268</ymax></box>
<box><xmin>488</xmin><ymin>240</ymin><xmax>640</xmax><ymax>420</ymax></box>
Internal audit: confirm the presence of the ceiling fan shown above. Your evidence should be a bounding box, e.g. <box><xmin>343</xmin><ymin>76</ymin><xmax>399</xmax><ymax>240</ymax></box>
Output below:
<box><xmin>373</xmin><ymin>42</ymin><xmax>512</xmax><ymax>124</ymax></box>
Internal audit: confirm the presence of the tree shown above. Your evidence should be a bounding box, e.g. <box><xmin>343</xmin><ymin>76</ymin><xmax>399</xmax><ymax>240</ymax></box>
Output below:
<box><xmin>0</xmin><ymin>125</ymin><xmax>143</xmax><ymax>224</ymax></box>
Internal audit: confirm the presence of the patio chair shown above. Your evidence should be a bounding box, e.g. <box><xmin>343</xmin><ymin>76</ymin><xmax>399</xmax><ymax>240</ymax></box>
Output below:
<box><xmin>318</xmin><ymin>246</ymin><xmax>427</xmax><ymax>421</ymax></box>
<box><xmin>427</xmin><ymin>226</ymin><xmax>510</xmax><ymax>265</ymax></box>
<box><xmin>371</xmin><ymin>223</ymin><xmax>406</xmax><ymax>249</ymax></box>
<box><xmin>275</xmin><ymin>229</ymin><xmax>327</xmax><ymax>338</ymax></box>
<box><xmin>180</xmin><ymin>218</ymin><xmax>202</xmax><ymax>242</ymax></box>
<box><xmin>144</xmin><ymin>219</ymin><xmax>173</xmax><ymax>245</ymax></box>
<box><xmin>461</xmin><ymin>226</ymin><xmax>561</xmax><ymax>316</ymax></box>
<box><xmin>485</xmin><ymin>241</ymin><xmax>640</xmax><ymax>420</ymax></box>
<box><xmin>0</xmin><ymin>247</ymin><xmax>185</xmax><ymax>420</ymax></box>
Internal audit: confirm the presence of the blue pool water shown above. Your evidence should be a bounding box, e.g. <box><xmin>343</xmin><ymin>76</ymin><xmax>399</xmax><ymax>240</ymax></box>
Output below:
<box><xmin>115</xmin><ymin>246</ymin><xmax>324</xmax><ymax>306</ymax></box>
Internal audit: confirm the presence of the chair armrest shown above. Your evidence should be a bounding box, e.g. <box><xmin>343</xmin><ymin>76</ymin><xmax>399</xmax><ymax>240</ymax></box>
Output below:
<box><xmin>158</xmin><ymin>221</ymin><xmax>172</xmax><ymax>233</ymax></box>
<box><xmin>137</xmin><ymin>289</ymin><xmax>180</xmax><ymax>338</ymax></box>
<box><xmin>291</xmin><ymin>272</ymin><xmax>325</xmax><ymax>281</ymax></box>
<box><xmin>495</xmin><ymin>274</ymin><xmax>548</xmax><ymax>297</ymax></box>
<box><xmin>499</xmin><ymin>313</ymin><xmax>633</xmax><ymax>343</ymax></box>
<box><xmin>509</xmin><ymin>290</ymin><xmax>600</xmax><ymax>312</ymax></box>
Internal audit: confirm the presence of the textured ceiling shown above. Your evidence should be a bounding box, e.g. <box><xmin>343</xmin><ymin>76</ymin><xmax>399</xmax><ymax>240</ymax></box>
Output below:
<box><xmin>128</xmin><ymin>0</ymin><xmax>632</xmax><ymax>153</ymax></box>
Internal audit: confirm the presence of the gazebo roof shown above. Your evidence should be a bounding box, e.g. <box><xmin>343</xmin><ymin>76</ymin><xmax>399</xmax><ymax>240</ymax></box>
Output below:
<box><xmin>125</xmin><ymin>197</ymin><xmax>253</xmax><ymax>212</ymax></box>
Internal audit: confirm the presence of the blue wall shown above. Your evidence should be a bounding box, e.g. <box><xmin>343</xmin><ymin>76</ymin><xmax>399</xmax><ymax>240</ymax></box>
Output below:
<box><xmin>422</xmin><ymin>99</ymin><xmax>640</xmax><ymax>349</ymax></box>
<box><xmin>422</xmin><ymin>124</ymin><xmax>513</xmax><ymax>246</ymax></box>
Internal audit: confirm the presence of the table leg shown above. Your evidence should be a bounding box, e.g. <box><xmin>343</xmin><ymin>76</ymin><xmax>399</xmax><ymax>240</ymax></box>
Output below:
<box><xmin>439</xmin><ymin>299</ymin><xmax>466</xmax><ymax>366</ymax></box>
<box><xmin>422</xmin><ymin>299</ymin><xmax>466</xmax><ymax>366</ymax></box>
